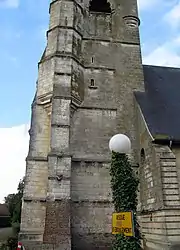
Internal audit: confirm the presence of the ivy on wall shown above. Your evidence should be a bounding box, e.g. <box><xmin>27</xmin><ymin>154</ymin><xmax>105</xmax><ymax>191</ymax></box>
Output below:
<box><xmin>110</xmin><ymin>152</ymin><xmax>142</xmax><ymax>250</ymax></box>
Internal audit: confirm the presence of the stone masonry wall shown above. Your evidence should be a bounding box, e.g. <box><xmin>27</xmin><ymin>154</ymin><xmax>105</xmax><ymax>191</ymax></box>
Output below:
<box><xmin>42</xmin><ymin>0</ymin><xmax>84</xmax><ymax>249</ymax></box>
<box><xmin>71</xmin><ymin>160</ymin><xmax>113</xmax><ymax>250</ymax></box>
<box><xmin>139</xmin><ymin>147</ymin><xmax>180</xmax><ymax>250</ymax></box>
<box><xmin>21</xmin><ymin>0</ymin><xmax>144</xmax><ymax>249</ymax></box>
<box><xmin>69</xmin><ymin>2</ymin><xmax>144</xmax><ymax>247</ymax></box>
<box><xmin>20</xmin><ymin>102</ymin><xmax>51</xmax><ymax>243</ymax></box>
<box><xmin>136</xmin><ymin>103</ymin><xmax>180</xmax><ymax>250</ymax></box>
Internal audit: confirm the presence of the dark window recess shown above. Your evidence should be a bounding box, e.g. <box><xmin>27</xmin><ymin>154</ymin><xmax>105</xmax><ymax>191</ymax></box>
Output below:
<box><xmin>90</xmin><ymin>79</ymin><xmax>95</xmax><ymax>86</ymax></box>
<box><xmin>65</xmin><ymin>17</ymin><xmax>68</xmax><ymax>26</ymax></box>
<box><xmin>140</xmin><ymin>148</ymin><xmax>145</xmax><ymax>165</ymax></box>
<box><xmin>91</xmin><ymin>57</ymin><xmax>94</xmax><ymax>63</ymax></box>
<box><xmin>89</xmin><ymin>0</ymin><xmax>111</xmax><ymax>13</ymax></box>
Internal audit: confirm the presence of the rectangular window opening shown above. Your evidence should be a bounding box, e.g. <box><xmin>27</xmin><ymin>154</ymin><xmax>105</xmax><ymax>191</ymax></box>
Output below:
<box><xmin>91</xmin><ymin>79</ymin><xmax>95</xmax><ymax>86</ymax></box>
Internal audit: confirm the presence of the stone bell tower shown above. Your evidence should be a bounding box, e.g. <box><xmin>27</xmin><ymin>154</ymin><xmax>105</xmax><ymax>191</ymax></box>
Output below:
<box><xmin>19</xmin><ymin>0</ymin><xmax>144</xmax><ymax>249</ymax></box>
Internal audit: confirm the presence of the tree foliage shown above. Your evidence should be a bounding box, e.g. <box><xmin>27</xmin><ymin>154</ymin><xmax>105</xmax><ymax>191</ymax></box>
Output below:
<box><xmin>110</xmin><ymin>152</ymin><xmax>141</xmax><ymax>250</ymax></box>
<box><xmin>5</xmin><ymin>178</ymin><xmax>24</xmax><ymax>225</ymax></box>
<box><xmin>3</xmin><ymin>178</ymin><xmax>25</xmax><ymax>249</ymax></box>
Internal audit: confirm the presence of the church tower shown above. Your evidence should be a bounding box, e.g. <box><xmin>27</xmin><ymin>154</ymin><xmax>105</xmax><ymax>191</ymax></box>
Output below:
<box><xmin>19</xmin><ymin>0</ymin><xmax>144</xmax><ymax>249</ymax></box>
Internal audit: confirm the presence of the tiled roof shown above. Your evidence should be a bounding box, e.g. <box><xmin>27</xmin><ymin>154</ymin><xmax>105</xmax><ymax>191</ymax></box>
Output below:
<box><xmin>0</xmin><ymin>204</ymin><xmax>10</xmax><ymax>216</ymax></box>
<box><xmin>135</xmin><ymin>65</ymin><xmax>180</xmax><ymax>142</ymax></box>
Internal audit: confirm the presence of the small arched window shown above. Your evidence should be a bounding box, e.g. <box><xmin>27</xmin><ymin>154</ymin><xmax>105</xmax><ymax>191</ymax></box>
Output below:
<box><xmin>140</xmin><ymin>148</ymin><xmax>145</xmax><ymax>165</ymax></box>
<box><xmin>89</xmin><ymin>0</ymin><xmax>111</xmax><ymax>13</ymax></box>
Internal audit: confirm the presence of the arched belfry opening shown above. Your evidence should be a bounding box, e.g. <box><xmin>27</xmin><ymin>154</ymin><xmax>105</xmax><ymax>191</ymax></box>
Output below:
<box><xmin>89</xmin><ymin>0</ymin><xmax>111</xmax><ymax>13</ymax></box>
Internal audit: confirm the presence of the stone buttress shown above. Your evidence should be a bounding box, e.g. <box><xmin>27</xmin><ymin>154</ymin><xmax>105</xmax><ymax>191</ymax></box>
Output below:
<box><xmin>20</xmin><ymin>0</ymin><xmax>83</xmax><ymax>248</ymax></box>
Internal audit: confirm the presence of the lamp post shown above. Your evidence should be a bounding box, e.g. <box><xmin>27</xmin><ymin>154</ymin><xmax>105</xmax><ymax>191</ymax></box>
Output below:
<box><xmin>109</xmin><ymin>134</ymin><xmax>131</xmax><ymax>154</ymax></box>
<box><xmin>109</xmin><ymin>134</ymin><xmax>141</xmax><ymax>250</ymax></box>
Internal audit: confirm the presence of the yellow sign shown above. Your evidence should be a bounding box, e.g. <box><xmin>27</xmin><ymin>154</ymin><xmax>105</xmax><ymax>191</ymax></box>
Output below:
<box><xmin>112</xmin><ymin>211</ymin><xmax>134</xmax><ymax>236</ymax></box>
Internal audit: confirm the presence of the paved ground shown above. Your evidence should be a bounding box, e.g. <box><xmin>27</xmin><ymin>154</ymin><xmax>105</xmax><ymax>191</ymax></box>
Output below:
<box><xmin>0</xmin><ymin>227</ymin><xmax>13</xmax><ymax>245</ymax></box>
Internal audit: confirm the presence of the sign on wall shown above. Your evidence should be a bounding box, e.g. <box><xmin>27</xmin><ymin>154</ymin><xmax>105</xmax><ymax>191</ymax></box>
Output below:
<box><xmin>112</xmin><ymin>211</ymin><xmax>135</xmax><ymax>237</ymax></box>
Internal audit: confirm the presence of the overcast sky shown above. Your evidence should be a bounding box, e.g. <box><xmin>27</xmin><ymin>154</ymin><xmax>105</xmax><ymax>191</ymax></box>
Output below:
<box><xmin>0</xmin><ymin>0</ymin><xmax>180</xmax><ymax>202</ymax></box>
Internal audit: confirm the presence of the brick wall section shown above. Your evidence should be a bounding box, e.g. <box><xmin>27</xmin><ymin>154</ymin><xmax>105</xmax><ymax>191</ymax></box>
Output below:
<box><xmin>43</xmin><ymin>201</ymin><xmax>71</xmax><ymax>247</ymax></box>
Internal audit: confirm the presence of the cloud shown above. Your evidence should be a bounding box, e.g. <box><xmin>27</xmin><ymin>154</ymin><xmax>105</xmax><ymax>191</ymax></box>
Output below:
<box><xmin>138</xmin><ymin>0</ymin><xmax>177</xmax><ymax>12</ymax></box>
<box><xmin>0</xmin><ymin>124</ymin><xmax>29</xmax><ymax>202</ymax></box>
<box><xmin>0</xmin><ymin>0</ymin><xmax>19</xmax><ymax>8</ymax></box>
<box><xmin>139</xmin><ymin>1</ymin><xmax>180</xmax><ymax>67</ymax></box>
<box><xmin>137</xmin><ymin>0</ymin><xmax>159</xmax><ymax>10</ymax></box>
<box><xmin>164</xmin><ymin>3</ymin><xmax>180</xmax><ymax>29</ymax></box>
<box><xmin>143</xmin><ymin>36</ymin><xmax>180</xmax><ymax>67</ymax></box>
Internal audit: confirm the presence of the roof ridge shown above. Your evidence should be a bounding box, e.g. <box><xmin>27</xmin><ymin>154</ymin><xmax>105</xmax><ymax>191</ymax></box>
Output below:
<box><xmin>143</xmin><ymin>64</ymin><xmax>180</xmax><ymax>70</ymax></box>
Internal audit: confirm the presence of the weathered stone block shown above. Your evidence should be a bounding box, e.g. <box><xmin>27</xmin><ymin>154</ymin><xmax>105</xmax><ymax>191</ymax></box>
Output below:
<box><xmin>43</xmin><ymin>200</ymin><xmax>71</xmax><ymax>247</ymax></box>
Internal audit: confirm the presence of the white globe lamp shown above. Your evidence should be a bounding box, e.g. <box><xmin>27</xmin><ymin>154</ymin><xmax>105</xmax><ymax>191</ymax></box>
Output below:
<box><xmin>109</xmin><ymin>134</ymin><xmax>131</xmax><ymax>154</ymax></box>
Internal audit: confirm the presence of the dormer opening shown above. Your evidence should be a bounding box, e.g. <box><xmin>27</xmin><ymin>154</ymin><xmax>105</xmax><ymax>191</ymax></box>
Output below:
<box><xmin>89</xmin><ymin>0</ymin><xmax>111</xmax><ymax>13</ymax></box>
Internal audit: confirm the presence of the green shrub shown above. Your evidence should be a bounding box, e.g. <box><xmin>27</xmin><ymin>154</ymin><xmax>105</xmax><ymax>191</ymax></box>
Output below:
<box><xmin>6</xmin><ymin>235</ymin><xmax>18</xmax><ymax>250</ymax></box>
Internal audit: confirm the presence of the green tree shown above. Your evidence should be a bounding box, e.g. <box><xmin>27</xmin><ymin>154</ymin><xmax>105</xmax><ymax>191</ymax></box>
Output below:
<box><xmin>110</xmin><ymin>152</ymin><xmax>141</xmax><ymax>250</ymax></box>
<box><xmin>4</xmin><ymin>194</ymin><xmax>17</xmax><ymax>220</ymax></box>
<box><xmin>5</xmin><ymin>178</ymin><xmax>24</xmax><ymax>225</ymax></box>
<box><xmin>4</xmin><ymin>177</ymin><xmax>25</xmax><ymax>249</ymax></box>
